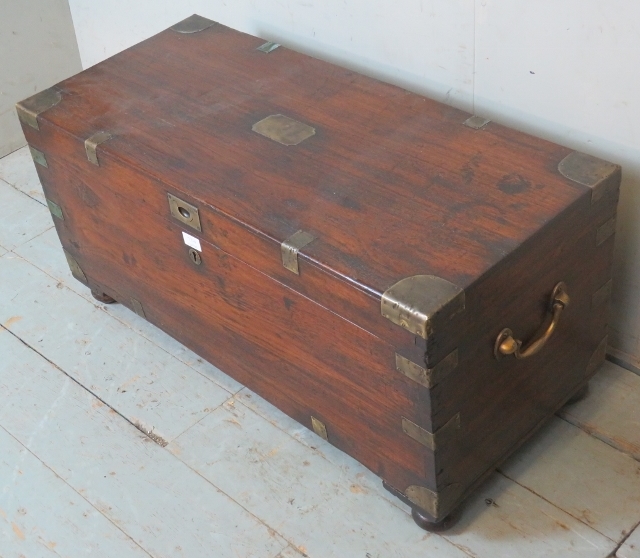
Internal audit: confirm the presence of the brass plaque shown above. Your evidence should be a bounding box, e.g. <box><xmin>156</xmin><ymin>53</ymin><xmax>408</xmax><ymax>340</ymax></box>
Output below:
<box><xmin>29</xmin><ymin>146</ymin><xmax>48</xmax><ymax>168</ymax></box>
<box><xmin>311</xmin><ymin>416</ymin><xmax>328</xmax><ymax>441</ymax></box>
<box><xmin>167</xmin><ymin>193</ymin><xmax>202</xmax><ymax>232</ymax></box>
<box><xmin>252</xmin><ymin>114</ymin><xmax>315</xmax><ymax>146</ymax></box>
<box><xmin>405</xmin><ymin>483</ymin><xmax>463</xmax><ymax>519</ymax></box>
<box><xmin>85</xmin><ymin>131</ymin><xmax>113</xmax><ymax>166</ymax></box>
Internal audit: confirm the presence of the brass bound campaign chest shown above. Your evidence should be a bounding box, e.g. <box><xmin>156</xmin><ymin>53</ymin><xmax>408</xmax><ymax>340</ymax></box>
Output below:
<box><xmin>17</xmin><ymin>14</ymin><xmax>620</xmax><ymax>530</ymax></box>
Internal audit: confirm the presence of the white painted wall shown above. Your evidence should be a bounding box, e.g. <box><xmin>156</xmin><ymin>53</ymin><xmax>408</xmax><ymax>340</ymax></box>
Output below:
<box><xmin>67</xmin><ymin>0</ymin><xmax>640</xmax><ymax>364</ymax></box>
<box><xmin>0</xmin><ymin>0</ymin><xmax>82</xmax><ymax>157</ymax></box>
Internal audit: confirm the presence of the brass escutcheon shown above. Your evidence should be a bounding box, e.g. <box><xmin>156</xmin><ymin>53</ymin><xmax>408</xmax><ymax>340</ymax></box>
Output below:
<box><xmin>188</xmin><ymin>248</ymin><xmax>202</xmax><ymax>265</ymax></box>
<box><xmin>494</xmin><ymin>282</ymin><xmax>569</xmax><ymax>360</ymax></box>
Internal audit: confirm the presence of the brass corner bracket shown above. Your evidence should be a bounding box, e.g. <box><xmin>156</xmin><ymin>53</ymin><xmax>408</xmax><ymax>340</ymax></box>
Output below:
<box><xmin>85</xmin><ymin>131</ymin><xmax>113</xmax><ymax>166</ymax></box>
<box><xmin>402</xmin><ymin>412</ymin><xmax>461</xmax><ymax>451</ymax></box>
<box><xmin>170</xmin><ymin>14</ymin><xmax>216</xmax><ymax>34</ymax></box>
<box><xmin>63</xmin><ymin>249</ymin><xmax>88</xmax><ymax>285</ymax></box>
<box><xmin>257</xmin><ymin>41</ymin><xmax>280</xmax><ymax>53</ymax></box>
<box><xmin>558</xmin><ymin>151</ymin><xmax>621</xmax><ymax>204</ymax></box>
<box><xmin>381</xmin><ymin>275</ymin><xmax>465</xmax><ymax>339</ymax></box>
<box><xmin>405</xmin><ymin>483</ymin><xmax>463</xmax><ymax>519</ymax></box>
<box><xmin>463</xmin><ymin>115</ymin><xmax>490</xmax><ymax>130</ymax></box>
<box><xmin>16</xmin><ymin>88</ymin><xmax>62</xmax><ymax>130</ymax></box>
<box><xmin>395</xmin><ymin>349</ymin><xmax>458</xmax><ymax>388</ymax></box>
<box><xmin>281</xmin><ymin>230</ymin><xmax>316</xmax><ymax>274</ymax></box>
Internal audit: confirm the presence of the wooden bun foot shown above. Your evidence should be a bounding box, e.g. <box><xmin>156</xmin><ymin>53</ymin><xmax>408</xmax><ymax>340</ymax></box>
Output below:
<box><xmin>411</xmin><ymin>506</ymin><xmax>460</xmax><ymax>532</ymax></box>
<box><xmin>565</xmin><ymin>383</ymin><xmax>589</xmax><ymax>405</ymax></box>
<box><xmin>91</xmin><ymin>289</ymin><xmax>117</xmax><ymax>304</ymax></box>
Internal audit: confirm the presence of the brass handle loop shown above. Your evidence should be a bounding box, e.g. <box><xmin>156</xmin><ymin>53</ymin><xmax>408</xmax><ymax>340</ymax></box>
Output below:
<box><xmin>494</xmin><ymin>282</ymin><xmax>569</xmax><ymax>360</ymax></box>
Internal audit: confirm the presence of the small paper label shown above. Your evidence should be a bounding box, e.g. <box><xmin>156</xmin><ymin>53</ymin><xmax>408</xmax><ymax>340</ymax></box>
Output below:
<box><xmin>182</xmin><ymin>231</ymin><xmax>202</xmax><ymax>252</ymax></box>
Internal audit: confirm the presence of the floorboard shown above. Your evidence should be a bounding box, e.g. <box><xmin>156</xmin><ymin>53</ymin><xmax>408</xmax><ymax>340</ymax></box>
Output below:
<box><xmin>1</xmin><ymin>145</ymin><xmax>637</xmax><ymax>557</ymax></box>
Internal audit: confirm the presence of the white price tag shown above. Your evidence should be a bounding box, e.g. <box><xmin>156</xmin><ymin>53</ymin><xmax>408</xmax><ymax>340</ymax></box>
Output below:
<box><xmin>182</xmin><ymin>231</ymin><xmax>202</xmax><ymax>252</ymax></box>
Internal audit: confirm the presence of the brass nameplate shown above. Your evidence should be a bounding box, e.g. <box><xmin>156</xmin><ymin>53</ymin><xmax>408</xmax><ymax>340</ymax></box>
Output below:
<box><xmin>252</xmin><ymin>114</ymin><xmax>315</xmax><ymax>146</ymax></box>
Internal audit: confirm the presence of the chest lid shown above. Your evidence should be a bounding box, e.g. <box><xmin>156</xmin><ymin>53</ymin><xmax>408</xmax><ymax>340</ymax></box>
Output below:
<box><xmin>19</xmin><ymin>15</ymin><xmax>607</xmax><ymax>347</ymax></box>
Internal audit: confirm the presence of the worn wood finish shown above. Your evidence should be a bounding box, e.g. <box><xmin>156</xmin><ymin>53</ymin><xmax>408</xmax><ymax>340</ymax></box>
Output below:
<box><xmin>18</xmin><ymin>15</ymin><xmax>621</xmax><ymax>528</ymax></box>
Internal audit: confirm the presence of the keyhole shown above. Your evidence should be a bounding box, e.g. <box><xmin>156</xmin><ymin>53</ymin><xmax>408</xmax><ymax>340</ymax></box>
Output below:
<box><xmin>188</xmin><ymin>248</ymin><xmax>202</xmax><ymax>265</ymax></box>
<box><xmin>178</xmin><ymin>206</ymin><xmax>191</xmax><ymax>220</ymax></box>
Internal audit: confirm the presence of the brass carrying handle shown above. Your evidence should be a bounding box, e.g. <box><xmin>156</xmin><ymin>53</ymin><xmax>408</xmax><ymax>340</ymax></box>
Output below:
<box><xmin>494</xmin><ymin>282</ymin><xmax>569</xmax><ymax>360</ymax></box>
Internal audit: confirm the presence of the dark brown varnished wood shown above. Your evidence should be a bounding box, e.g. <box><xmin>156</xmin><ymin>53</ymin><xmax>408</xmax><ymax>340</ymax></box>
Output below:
<box><xmin>19</xmin><ymin>14</ymin><xmax>621</xmax><ymax>530</ymax></box>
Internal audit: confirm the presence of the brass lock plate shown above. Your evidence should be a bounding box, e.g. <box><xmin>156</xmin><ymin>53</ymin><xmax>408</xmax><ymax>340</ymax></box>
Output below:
<box><xmin>168</xmin><ymin>193</ymin><xmax>202</xmax><ymax>232</ymax></box>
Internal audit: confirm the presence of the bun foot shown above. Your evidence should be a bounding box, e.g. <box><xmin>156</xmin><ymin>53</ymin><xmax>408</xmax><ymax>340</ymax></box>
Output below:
<box><xmin>565</xmin><ymin>383</ymin><xmax>589</xmax><ymax>405</ymax></box>
<box><xmin>91</xmin><ymin>289</ymin><xmax>116</xmax><ymax>304</ymax></box>
<box><xmin>411</xmin><ymin>506</ymin><xmax>460</xmax><ymax>532</ymax></box>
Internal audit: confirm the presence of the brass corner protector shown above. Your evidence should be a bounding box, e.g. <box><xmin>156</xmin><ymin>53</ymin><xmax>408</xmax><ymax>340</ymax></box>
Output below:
<box><xmin>395</xmin><ymin>349</ymin><xmax>458</xmax><ymax>388</ymax></box>
<box><xmin>85</xmin><ymin>131</ymin><xmax>113</xmax><ymax>166</ymax></box>
<box><xmin>131</xmin><ymin>298</ymin><xmax>146</xmax><ymax>319</ymax></box>
<box><xmin>257</xmin><ymin>41</ymin><xmax>280</xmax><ymax>53</ymax></box>
<box><xmin>586</xmin><ymin>335</ymin><xmax>608</xmax><ymax>376</ymax></box>
<box><xmin>252</xmin><ymin>114</ymin><xmax>316</xmax><ymax>146</ymax></box>
<box><xmin>63</xmin><ymin>249</ymin><xmax>88</xmax><ymax>285</ymax></box>
<box><xmin>170</xmin><ymin>14</ymin><xmax>216</xmax><ymax>34</ymax></box>
<box><xmin>281</xmin><ymin>230</ymin><xmax>316</xmax><ymax>274</ymax></box>
<box><xmin>16</xmin><ymin>87</ymin><xmax>62</xmax><ymax>130</ymax></box>
<box><xmin>46</xmin><ymin>198</ymin><xmax>64</xmax><ymax>220</ymax></box>
<box><xmin>381</xmin><ymin>275</ymin><xmax>465</xmax><ymax>339</ymax></box>
<box><xmin>311</xmin><ymin>416</ymin><xmax>328</xmax><ymax>441</ymax></box>
<box><xmin>167</xmin><ymin>193</ymin><xmax>202</xmax><ymax>232</ymax></box>
<box><xmin>401</xmin><ymin>412</ymin><xmax>460</xmax><ymax>451</ymax></box>
<box><xmin>405</xmin><ymin>483</ymin><xmax>463</xmax><ymax>519</ymax></box>
<box><xmin>596</xmin><ymin>216</ymin><xmax>617</xmax><ymax>246</ymax></box>
<box><xmin>558</xmin><ymin>151</ymin><xmax>621</xmax><ymax>204</ymax></box>
<box><xmin>28</xmin><ymin>146</ymin><xmax>48</xmax><ymax>168</ymax></box>
<box><xmin>463</xmin><ymin>115</ymin><xmax>490</xmax><ymax>130</ymax></box>
<box><xmin>592</xmin><ymin>278</ymin><xmax>613</xmax><ymax>309</ymax></box>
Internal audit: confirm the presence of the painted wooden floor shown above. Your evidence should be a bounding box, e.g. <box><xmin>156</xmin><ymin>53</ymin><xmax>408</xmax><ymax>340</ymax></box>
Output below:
<box><xmin>1</xmin><ymin>145</ymin><xmax>640</xmax><ymax>557</ymax></box>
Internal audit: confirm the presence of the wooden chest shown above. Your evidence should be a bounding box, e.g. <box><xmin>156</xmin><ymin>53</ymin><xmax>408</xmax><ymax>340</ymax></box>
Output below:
<box><xmin>17</xmin><ymin>14</ymin><xmax>620</xmax><ymax>530</ymax></box>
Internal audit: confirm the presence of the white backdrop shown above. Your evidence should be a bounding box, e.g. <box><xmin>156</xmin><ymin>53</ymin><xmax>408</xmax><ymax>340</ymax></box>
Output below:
<box><xmin>1</xmin><ymin>0</ymin><xmax>81</xmax><ymax>156</ymax></box>
<box><xmin>67</xmin><ymin>0</ymin><xmax>640</xmax><ymax>365</ymax></box>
